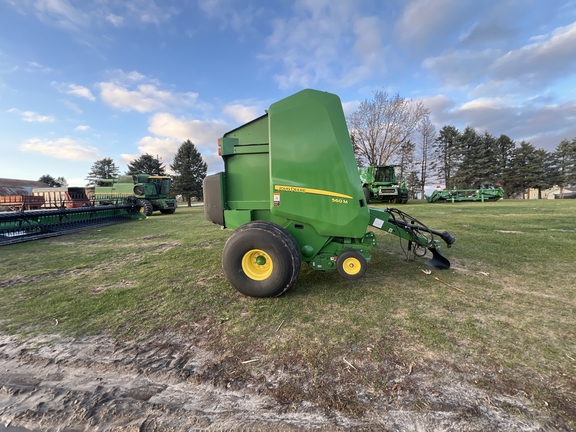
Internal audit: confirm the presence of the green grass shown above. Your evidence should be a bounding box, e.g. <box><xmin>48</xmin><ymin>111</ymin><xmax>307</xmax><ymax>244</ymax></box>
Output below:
<box><xmin>1</xmin><ymin>200</ymin><xmax>575</xmax><ymax>423</ymax></box>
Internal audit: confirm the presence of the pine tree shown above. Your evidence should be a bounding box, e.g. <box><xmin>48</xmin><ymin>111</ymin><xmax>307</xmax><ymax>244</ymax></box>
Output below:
<box><xmin>38</xmin><ymin>174</ymin><xmax>67</xmax><ymax>187</ymax></box>
<box><xmin>431</xmin><ymin>125</ymin><xmax>461</xmax><ymax>189</ymax></box>
<box><xmin>85</xmin><ymin>158</ymin><xmax>120</xmax><ymax>186</ymax></box>
<box><xmin>507</xmin><ymin>141</ymin><xmax>541</xmax><ymax>198</ymax></box>
<box><xmin>170</xmin><ymin>140</ymin><xmax>207</xmax><ymax>205</ymax></box>
<box><xmin>126</xmin><ymin>154</ymin><xmax>167</xmax><ymax>176</ymax></box>
<box><xmin>553</xmin><ymin>139</ymin><xmax>576</xmax><ymax>198</ymax></box>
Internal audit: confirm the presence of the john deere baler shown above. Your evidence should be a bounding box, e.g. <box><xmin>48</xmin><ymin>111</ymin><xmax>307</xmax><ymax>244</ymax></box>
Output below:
<box><xmin>204</xmin><ymin>89</ymin><xmax>455</xmax><ymax>297</ymax></box>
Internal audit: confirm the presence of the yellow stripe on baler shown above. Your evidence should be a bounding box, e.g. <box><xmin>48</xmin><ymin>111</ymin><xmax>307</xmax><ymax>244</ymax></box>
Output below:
<box><xmin>274</xmin><ymin>184</ymin><xmax>353</xmax><ymax>199</ymax></box>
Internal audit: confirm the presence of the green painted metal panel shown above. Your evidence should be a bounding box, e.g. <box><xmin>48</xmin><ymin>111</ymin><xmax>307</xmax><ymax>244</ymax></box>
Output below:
<box><xmin>267</xmin><ymin>89</ymin><xmax>369</xmax><ymax>238</ymax></box>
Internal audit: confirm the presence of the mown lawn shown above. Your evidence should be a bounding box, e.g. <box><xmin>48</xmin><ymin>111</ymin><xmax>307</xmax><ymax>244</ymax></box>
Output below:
<box><xmin>1</xmin><ymin>199</ymin><xmax>575</xmax><ymax>424</ymax></box>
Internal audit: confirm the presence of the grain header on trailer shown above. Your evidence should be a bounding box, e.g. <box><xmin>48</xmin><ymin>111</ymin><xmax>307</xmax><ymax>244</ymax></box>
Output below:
<box><xmin>204</xmin><ymin>89</ymin><xmax>455</xmax><ymax>297</ymax></box>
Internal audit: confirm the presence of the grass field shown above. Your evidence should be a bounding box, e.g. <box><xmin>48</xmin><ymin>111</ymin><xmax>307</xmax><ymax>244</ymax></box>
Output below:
<box><xmin>1</xmin><ymin>199</ymin><xmax>575</xmax><ymax>425</ymax></box>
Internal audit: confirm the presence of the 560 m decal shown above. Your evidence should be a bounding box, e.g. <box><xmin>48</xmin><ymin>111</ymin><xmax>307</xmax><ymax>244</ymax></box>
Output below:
<box><xmin>274</xmin><ymin>184</ymin><xmax>352</xmax><ymax>202</ymax></box>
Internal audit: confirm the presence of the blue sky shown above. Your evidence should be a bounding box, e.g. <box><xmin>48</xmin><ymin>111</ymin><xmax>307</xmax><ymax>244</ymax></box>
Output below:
<box><xmin>1</xmin><ymin>0</ymin><xmax>576</xmax><ymax>186</ymax></box>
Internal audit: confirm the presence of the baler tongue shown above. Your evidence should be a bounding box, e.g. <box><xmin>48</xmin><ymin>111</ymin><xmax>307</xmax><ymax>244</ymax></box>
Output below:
<box><xmin>425</xmin><ymin>247</ymin><xmax>451</xmax><ymax>270</ymax></box>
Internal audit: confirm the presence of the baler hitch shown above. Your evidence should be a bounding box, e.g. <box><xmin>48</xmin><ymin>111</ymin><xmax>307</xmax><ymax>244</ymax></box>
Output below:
<box><xmin>369</xmin><ymin>207</ymin><xmax>455</xmax><ymax>270</ymax></box>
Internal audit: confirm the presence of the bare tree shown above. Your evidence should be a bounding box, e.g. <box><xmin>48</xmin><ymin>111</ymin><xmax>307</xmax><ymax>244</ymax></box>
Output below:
<box><xmin>347</xmin><ymin>90</ymin><xmax>430</xmax><ymax>166</ymax></box>
<box><xmin>417</xmin><ymin>117</ymin><xmax>435</xmax><ymax>199</ymax></box>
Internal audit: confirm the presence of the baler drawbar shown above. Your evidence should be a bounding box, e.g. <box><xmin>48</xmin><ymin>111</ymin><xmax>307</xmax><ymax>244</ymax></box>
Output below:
<box><xmin>204</xmin><ymin>89</ymin><xmax>456</xmax><ymax>297</ymax></box>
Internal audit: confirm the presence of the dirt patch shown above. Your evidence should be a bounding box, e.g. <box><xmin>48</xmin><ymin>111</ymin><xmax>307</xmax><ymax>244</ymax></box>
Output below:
<box><xmin>89</xmin><ymin>279</ymin><xmax>136</xmax><ymax>294</ymax></box>
<box><xmin>0</xmin><ymin>328</ymin><xmax>568</xmax><ymax>431</ymax></box>
<box><xmin>0</xmin><ymin>275</ymin><xmax>48</xmax><ymax>290</ymax></box>
<box><xmin>495</xmin><ymin>230</ymin><xmax>523</xmax><ymax>234</ymax></box>
<box><xmin>153</xmin><ymin>242</ymin><xmax>180</xmax><ymax>253</ymax></box>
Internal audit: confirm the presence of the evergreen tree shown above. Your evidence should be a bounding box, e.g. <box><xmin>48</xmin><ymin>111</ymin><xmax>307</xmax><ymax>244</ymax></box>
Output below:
<box><xmin>552</xmin><ymin>138</ymin><xmax>576</xmax><ymax>198</ymax></box>
<box><xmin>38</xmin><ymin>174</ymin><xmax>67</xmax><ymax>187</ymax></box>
<box><xmin>452</xmin><ymin>127</ymin><xmax>481</xmax><ymax>188</ymax></box>
<box><xmin>170</xmin><ymin>140</ymin><xmax>207</xmax><ymax>205</ymax></box>
<box><xmin>431</xmin><ymin>125</ymin><xmax>462</xmax><ymax>189</ymax></box>
<box><xmin>495</xmin><ymin>134</ymin><xmax>516</xmax><ymax>198</ymax></box>
<box><xmin>404</xmin><ymin>171</ymin><xmax>421</xmax><ymax>199</ymax></box>
<box><xmin>507</xmin><ymin>141</ymin><xmax>541</xmax><ymax>198</ymax></box>
<box><xmin>126</xmin><ymin>154</ymin><xmax>167</xmax><ymax>176</ymax></box>
<box><xmin>85</xmin><ymin>157</ymin><xmax>120</xmax><ymax>186</ymax></box>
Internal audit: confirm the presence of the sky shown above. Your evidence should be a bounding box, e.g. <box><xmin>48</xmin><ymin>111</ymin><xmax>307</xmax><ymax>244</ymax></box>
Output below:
<box><xmin>1</xmin><ymin>0</ymin><xmax>576</xmax><ymax>187</ymax></box>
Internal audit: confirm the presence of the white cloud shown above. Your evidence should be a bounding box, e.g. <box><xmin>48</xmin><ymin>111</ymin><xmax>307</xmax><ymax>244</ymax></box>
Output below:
<box><xmin>395</xmin><ymin>0</ymin><xmax>470</xmax><ymax>53</ymax></box>
<box><xmin>19</xmin><ymin>137</ymin><xmax>99</xmax><ymax>161</ymax></box>
<box><xmin>489</xmin><ymin>21</ymin><xmax>576</xmax><ymax>84</ymax></box>
<box><xmin>26</xmin><ymin>61</ymin><xmax>53</xmax><ymax>73</ymax></box>
<box><xmin>147</xmin><ymin>113</ymin><xmax>228</xmax><ymax>146</ymax></box>
<box><xmin>341</xmin><ymin>100</ymin><xmax>360</xmax><ymax>116</ymax></box>
<box><xmin>264</xmin><ymin>0</ymin><xmax>388</xmax><ymax>89</ymax></box>
<box><xmin>223</xmin><ymin>104</ymin><xmax>262</xmax><ymax>123</ymax></box>
<box><xmin>124</xmin><ymin>112</ymin><xmax>230</xmax><ymax>174</ymax></box>
<box><xmin>67</xmin><ymin>84</ymin><xmax>96</xmax><ymax>101</ymax></box>
<box><xmin>34</xmin><ymin>0</ymin><xmax>90</xmax><ymax>30</ymax></box>
<box><xmin>421</xmin><ymin>94</ymin><xmax>576</xmax><ymax>152</ymax></box>
<box><xmin>106</xmin><ymin>13</ymin><xmax>124</xmax><ymax>27</ymax></box>
<box><xmin>198</xmin><ymin>0</ymin><xmax>258</xmax><ymax>31</ymax></box>
<box><xmin>75</xmin><ymin>125</ymin><xmax>90</xmax><ymax>131</ymax></box>
<box><xmin>8</xmin><ymin>108</ymin><xmax>55</xmax><ymax>123</ymax></box>
<box><xmin>99</xmin><ymin>82</ymin><xmax>198</xmax><ymax>113</ymax></box>
<box><xmin>22</xmin><ymin>111</ymin><xmax>55</xmax><ymax>122</ymax></box>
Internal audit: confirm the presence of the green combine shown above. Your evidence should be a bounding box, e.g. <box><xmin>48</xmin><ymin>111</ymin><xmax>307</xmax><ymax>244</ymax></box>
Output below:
<box><xmin>204</xmin><ymin>89</ymin><xmax>455</xmax><ymax>297</ymax></box>
<box><xmin>359</xmin><ymin>165</ymin><xmax>409</xmax><ymax>204</ymax></box>
<box><xmin>426</xmin><ymin>186</ymin><xmax>504</xmax><ymax>203</ymax></box>
<box><xmin>95</xmin><ymin>174</ymin><xmax>177</xmax><ymax>216</ymax></box>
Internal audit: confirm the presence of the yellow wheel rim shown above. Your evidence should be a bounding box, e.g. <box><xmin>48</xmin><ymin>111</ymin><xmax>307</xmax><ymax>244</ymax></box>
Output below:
<box><xmin>242</xmin><ymin>249</ymin><xmax>273</xmax><ymax>281</ymax></box>
<box><xmin>342</xmin><ymin>257</ymin><xmax>362</xmax><ymax>275</ymax></box>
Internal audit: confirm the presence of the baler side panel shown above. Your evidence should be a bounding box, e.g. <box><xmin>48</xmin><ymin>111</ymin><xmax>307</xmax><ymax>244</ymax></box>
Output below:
<box><xmin>267</xmin><ymin>90</ymin><xmax>369</xmax><ymax>239</ymax></box>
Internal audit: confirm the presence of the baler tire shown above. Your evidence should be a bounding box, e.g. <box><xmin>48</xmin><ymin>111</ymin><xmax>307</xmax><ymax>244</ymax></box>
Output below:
<box><xmin>160</xmin><ymin>208</ymin><xmax>176</xmax><ymax>214</ymax></box>
<box><xmin>222</xmin><ymin>221</ymin><xmax>301</xmax><ymax>298</ymax></box>
<box><xmin>137</xmin><ymin>199</ymin><xmax>154</xmax><ymax>216</ymax></box>
<box><xmin>336</xmin><ymin>250</ymin><xmax>368</xmax><ymax>280</ymax></box>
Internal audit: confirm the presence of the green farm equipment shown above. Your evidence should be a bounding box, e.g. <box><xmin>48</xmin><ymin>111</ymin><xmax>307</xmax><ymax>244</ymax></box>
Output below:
<box><xmin>204</xmin><ymin>89</ymin><xmax>455</xmax><ymax>297</ymax></box>
<box><xmin>0</xmin><ymin>199</ymin><xmax>145</xmax><ymax>246</ymax></box>
<box><xmin>426</xmin><ymin>186</ymin><xmax>504</xmax><ymax>203</ymax></box>
<box><xmin>359</xmin><ymin>165</ymin><xmax>409</xmax><ymax>204</ymax></box>
<box><xmin>94</xmin><ymin>174</ymin><xmax>177</xmax><ymax>216</ymax></box>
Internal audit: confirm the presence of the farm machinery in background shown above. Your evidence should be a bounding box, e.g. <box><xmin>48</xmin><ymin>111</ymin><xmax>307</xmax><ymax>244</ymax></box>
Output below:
<box><xmin>94</xmin><ymin>174</ymin><xmax>177</xmax><ymax>216</ymax></box>
<box><xmin>425</xmin><ymin>185</ymin><xmax>504</xmax><ymax>203</ymax></box>
<box><xmin>0</xmin><ymin>173</ymin><xmax>178</xmax><ymax>246</ymax></box>
<box><xmin>359</xmin><ymin>165</ymin><xmax>409</xmax><ymax>204</ymax></box>
<box><xmin>204</xmin><ymin>89</ymin><xmax>456</xmax><ymax>297</ymax></box>
<box><xmin>0</xmin><ymin>196</ymin><xmax>145</xmax><ymax>246</ymax></box>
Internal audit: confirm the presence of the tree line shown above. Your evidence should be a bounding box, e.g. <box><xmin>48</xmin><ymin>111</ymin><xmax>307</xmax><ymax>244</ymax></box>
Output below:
<box><xmin>348</xmin><ymin>90</ymin><xmax>576</xmax><ymax>199</ymax></box>
<box><xmin>39</xmin><ymin>140</ymin><xmax>207</xmax><ymax>205</ymax></box>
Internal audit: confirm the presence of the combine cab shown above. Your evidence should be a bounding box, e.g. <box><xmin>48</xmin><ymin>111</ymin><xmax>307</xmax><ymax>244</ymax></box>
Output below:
<box><xmin>426</xmin><ymin>186</ymin><xmax>504</xmax><ymax>203</ymax></box>
<box><xmin>95</xmin><ymin>174</ymin><xmax>177</xmax><ymax>216</ymax></box>
<box><xmin>204</xmin><ymin>89</ymin><xmax>456</xmax><ymax>297</ymax></box>
<box><xmin>359</xmin><ymin>165</ymin><xmax>409</xmax><ymax>204</ymax></box>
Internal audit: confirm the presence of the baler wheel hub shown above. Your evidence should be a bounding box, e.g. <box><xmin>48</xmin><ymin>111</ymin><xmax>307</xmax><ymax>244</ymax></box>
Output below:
<box><xmin>342</xmin><ymin>257</ymin><xmax>362</xmax><ymax>275</ymax></box>
<box><xmin>336</xmin><ymin>250</ymin><xmax>368</xmax><ymax>280</ymax></box>
<box><xmin>242</xmin><ymin>249</ymin><xmax>273</xmax><ymax>281</ymax></box>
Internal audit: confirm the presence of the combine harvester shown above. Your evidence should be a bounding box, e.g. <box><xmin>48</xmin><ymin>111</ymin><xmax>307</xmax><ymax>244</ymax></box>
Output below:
<box><xmin>426</xmin><ymin>186</ymin><xmax>504</xmax><ymax>203</ymax></box>
<box><xmin>0</xmin><ymin>195</ymin><xmax>145</xmax><ymax>246</ymax></box>
<box><xmin>204</xmin><ymin>89</ymin><xmax>456</xmax><ymax>297</ymax></box>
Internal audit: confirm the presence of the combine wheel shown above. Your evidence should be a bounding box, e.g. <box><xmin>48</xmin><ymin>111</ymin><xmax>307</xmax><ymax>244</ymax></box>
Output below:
<box><xmin>137</xmin><ymin>199</ymin><xmax>154</xmax><ymax>216</ymax></box>
<box><xmin>336</xmin><ymin>250</ymin><xmax>368</xmax><ymax>280</ymax></box>
<box><xmin>160</xmin><ymin>208</ymin><xmax>176</xmax><ymax>214</ymax></box>
<box><xmin>222</xmin><ymin>221</ymin><xmax>301</xmax><ymax>297</ymax></box>
<box><xmin>363</xmin><ymin>187</ymin><xmax>371</xmax><ymax>204</ymax></box>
